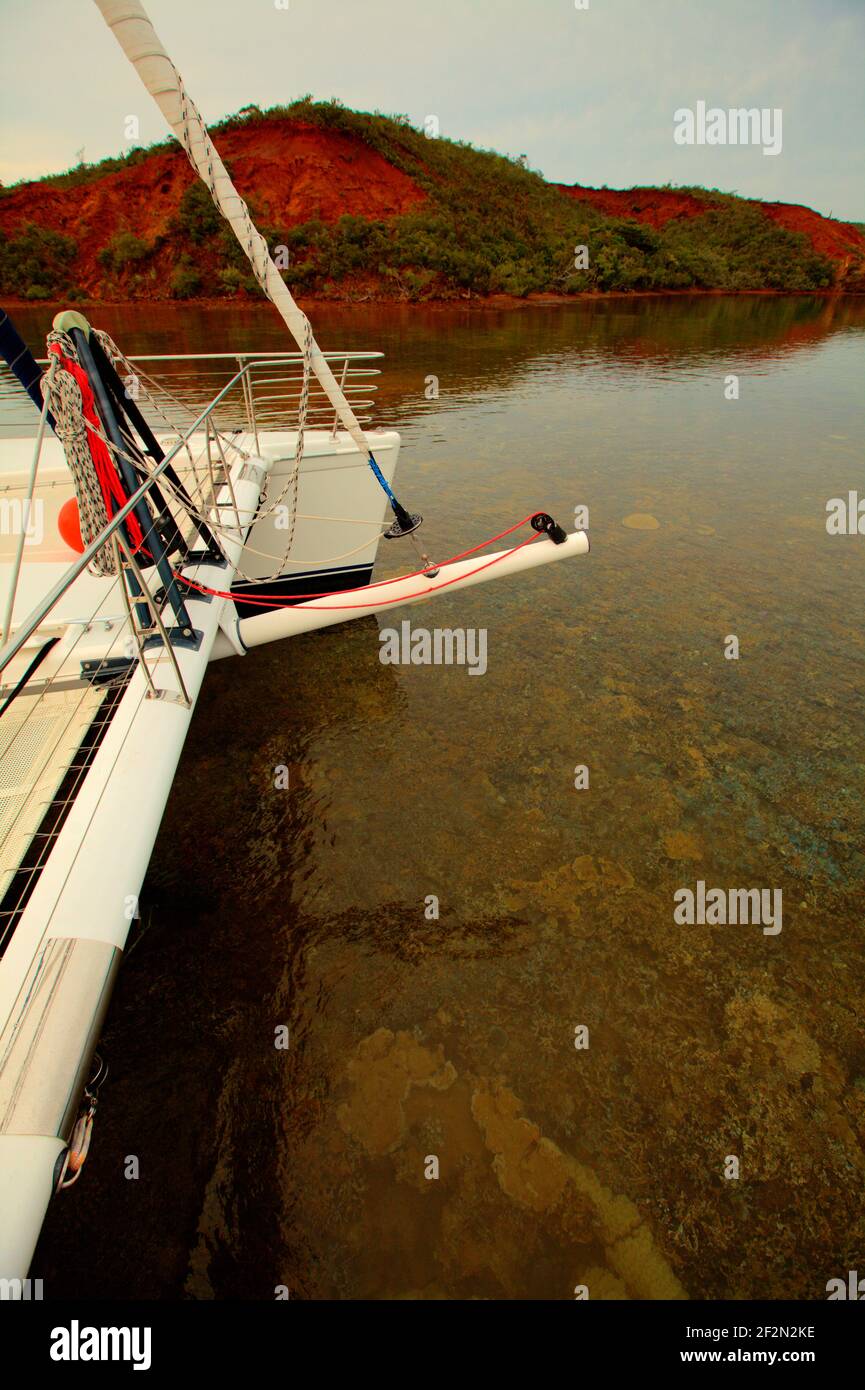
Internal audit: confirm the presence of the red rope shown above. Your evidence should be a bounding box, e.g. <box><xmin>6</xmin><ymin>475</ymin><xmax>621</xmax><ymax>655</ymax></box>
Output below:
<box><xmin>175</xmin><ymin>512</ymin><xmax>547</xmax><ymax>610</ymax></box>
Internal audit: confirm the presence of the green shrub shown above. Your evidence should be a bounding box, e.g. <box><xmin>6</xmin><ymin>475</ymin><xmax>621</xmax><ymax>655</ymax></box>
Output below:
<box><xmin>97</xmin><ymin>231</ymin><xmax>153</xmax><ymax>272</ymax></box>
<box><xmin>218</xmin><ymin>265</ymin><xmax>258</xmax><ymax>293</ymax></box>
<box><xmin>173</xmin><ymin>180</ymin><xmax>224</xmax><ymax>243</ymax></box>
<box><xmin>170</xmin><ymin>255</ymin><xmax>202</xmax><ymax>298</ymax></box>
<box><xmin>0</xmin><ymin>222</ymin><xmax>78</xmax><ymax>296</ymax></box>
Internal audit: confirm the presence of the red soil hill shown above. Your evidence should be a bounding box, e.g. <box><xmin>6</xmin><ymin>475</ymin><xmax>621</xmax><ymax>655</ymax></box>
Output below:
<box><xmin>557</xmin><ymin>182</ymin><xmax>865</xmax><ymax>276</ymax></box>
<box><xmin>0</xmin><ymin>121</ymin><xmax>425</xmax><ymax>296</ymax></box>
<box><xmin>2</xmin><ymin>117</ymin><xmax>863</xmax><ymax>299</ymax></box>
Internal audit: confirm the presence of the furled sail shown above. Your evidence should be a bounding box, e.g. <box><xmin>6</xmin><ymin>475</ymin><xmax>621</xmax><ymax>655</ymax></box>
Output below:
<box><xmin>93</xmin><ymin>0</ymin><xmax>419</xmax><ymax>534</ymax></box>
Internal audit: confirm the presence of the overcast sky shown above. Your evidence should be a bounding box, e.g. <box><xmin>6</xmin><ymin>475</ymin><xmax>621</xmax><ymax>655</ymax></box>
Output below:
<box><xmin>1</xmin><ymin>0</ymin><xmax>863</xmax><ymax>219</ymax></box>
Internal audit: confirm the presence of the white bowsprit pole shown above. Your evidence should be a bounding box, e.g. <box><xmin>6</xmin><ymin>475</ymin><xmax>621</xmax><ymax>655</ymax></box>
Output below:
<box><xmin>93</xmin><ymin>0</ymin><xmax>421</xmax><ymax>537</ymax></box>
<box><xmin>210</xmin><ymin>526</ymin><xmax>591</xmax><ymax>656</ymax></box>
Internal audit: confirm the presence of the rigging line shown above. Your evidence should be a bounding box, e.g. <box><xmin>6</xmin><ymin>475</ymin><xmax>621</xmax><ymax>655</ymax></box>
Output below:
<box><xmin>75</xmin><ymin>402</ymin><xmax>253</xmax><ymax>562</ymax></box>
<box><xmin>0</xmin><ymin>689</ymin><xmax>128</xmax><ymax>955</ymax></box>
<box><xmin>182</xmin><ymin>531</ymin><xmax>542</xmax><ymax>611</ymax></box>
<box><xmin>226</xmin><ymin>533</ymin><xmax>388</xmax><ymax>569</ymax></box>
<box><xmin>175</xmin><ymin>513</ymin><xmax>546</xmax><ymax>608</ymax></box>
<box><xmin>183</xmin><ymin>510</ymin><xmax>542</xmax><ymax>599</ymax></box>
<box><xmin>79</xmin><ymin>410</ymin><xmax>395</xmax><ymax>581</ymax></box>
<box><xmin>0</xmin><ymin>580</ymin><xmax>139</xmax><ymax>766</ymax></box>
<box><xmin>0</xmin><ymin>638</ymin><xmax>60</xmax><ymax>718</ymax></box>
<box><xmin>101</xmin><ymin>343</ymin><xmax>249</xmax><ymax>458</ymax></box>
<box><xmin>72</xmin><ymin>337</ymin><xmax>384</xmax><ymax>582</ymax></box>
<box><xmin>30</xmin><ymin>650</ymin><xmax>155</xmax><ymax>958</ymax></box>
<box><xmin>75</xmin><ymin>410</ymin><xmax>218</xmax><ymax>566</ymax></box>
<box><xmin>1</xmin><ymin>357</ymin><xmax>56</xmax><ymax>644</ymax></box>
<box><xmin>2</xmin><ymin>536</ymin><xmax>230</xmax><ymax>945</ymax></box>
<box><xmin>293</xmin><ymin>511</ymin><xmax>391</xmax><ymax>526</ymax></box>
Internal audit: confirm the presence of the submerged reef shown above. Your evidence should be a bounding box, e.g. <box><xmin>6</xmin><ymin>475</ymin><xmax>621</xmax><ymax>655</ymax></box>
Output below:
<box><xmin>334</xmin><ymin>1027</ymin><xmax>687</xmax><ymax>1299</ymax></box>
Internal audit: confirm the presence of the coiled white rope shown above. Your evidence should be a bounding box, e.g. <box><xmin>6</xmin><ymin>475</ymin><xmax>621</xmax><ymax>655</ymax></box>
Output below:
<box><xmin>41</xmin><ymin>331</ymin><xmax>118</xmax><ymax>576</ymax></box>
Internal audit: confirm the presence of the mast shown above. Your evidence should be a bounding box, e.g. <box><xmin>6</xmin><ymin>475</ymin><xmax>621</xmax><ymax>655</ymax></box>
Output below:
<box><xmin>93</xmin><ymin>0</ymin><xmax>420</xmax><ymax>536</ymax></box>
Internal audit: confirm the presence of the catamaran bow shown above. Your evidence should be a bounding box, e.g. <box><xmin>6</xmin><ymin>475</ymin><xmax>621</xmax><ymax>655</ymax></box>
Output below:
<box><xmin>0</xmin><ymin>1</ymin><xmax>590</xmax><ymax>1294</ymax></box>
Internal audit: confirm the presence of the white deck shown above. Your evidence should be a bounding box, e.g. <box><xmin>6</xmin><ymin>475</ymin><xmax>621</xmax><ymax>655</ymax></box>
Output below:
<box><xmin>0</xmin><ymin>426</ymin><xmax>400</xmax><ymax>645</ymax></box>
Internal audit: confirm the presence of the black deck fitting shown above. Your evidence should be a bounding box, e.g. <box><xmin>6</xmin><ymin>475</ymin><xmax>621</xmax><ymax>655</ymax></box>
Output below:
<box><xmin>384</xmin><ymin>508</ymin><xmax>423</xmax><ymax>539</ymax></box>
<box><xmin>531</xmin><ymin>512</ymin><xmax>568</xmax><ymax>545</ymax></box>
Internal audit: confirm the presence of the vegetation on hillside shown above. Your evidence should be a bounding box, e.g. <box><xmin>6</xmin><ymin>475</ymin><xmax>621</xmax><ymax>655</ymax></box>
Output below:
<box><xmin>0</xmin><ymin>101</ymin><xmax>842</xmax><ymax>301</ymax></box>
<box><xmin>0</xmin><ymin>223</ymin><xmax>81</xmax><ymax>300</ymax></box>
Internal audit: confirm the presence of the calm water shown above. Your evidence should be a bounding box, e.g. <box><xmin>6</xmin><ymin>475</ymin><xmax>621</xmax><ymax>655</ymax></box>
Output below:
<box><xmin>23</xmin><ymin>295</ymin><xmax>865</xmax><ymax>1300</ymax></box>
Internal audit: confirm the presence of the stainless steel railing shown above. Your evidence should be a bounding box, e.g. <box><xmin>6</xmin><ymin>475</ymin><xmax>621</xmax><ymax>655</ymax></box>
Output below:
<box><xmin>1</xmin><ymin>358</ymin><xmax>266</xmax><ymax>675</ymax></box>
<box><xmin>1</xmin><ymin>349</ymin><xmax>384</xmax><ymax>669</ymax></box>
<box><xmin>0</xmin><ymin>350</ymin><xmax>382</xmax><ymax>441</ymax></box>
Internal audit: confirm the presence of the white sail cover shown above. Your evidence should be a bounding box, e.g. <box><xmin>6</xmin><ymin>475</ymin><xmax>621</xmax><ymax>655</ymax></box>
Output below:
<box><xmin>94</xmin><ymin>0</ymin><xmax>372</xmax><ymax>460</ymax></box>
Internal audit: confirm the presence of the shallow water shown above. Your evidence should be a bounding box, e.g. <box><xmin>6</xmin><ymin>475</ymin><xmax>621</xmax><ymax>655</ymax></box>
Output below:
<box><xmin>25</xmin><ymin>294</ymin><xmax>865</xmax><ymax>1300</ymax></box>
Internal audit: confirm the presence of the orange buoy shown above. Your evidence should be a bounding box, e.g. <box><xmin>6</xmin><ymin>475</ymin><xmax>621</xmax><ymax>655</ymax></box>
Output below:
<box><xmin>58</xmin><ymin>497</ymin><xmax>84</xmax><ymax>553</ymax></box>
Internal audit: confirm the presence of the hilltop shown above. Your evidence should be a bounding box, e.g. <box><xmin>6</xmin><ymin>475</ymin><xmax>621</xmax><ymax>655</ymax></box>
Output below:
<box><xmin>1</xmin><ymin>100</ymin><xmax>863</xmax><ymax>304</ymax></box>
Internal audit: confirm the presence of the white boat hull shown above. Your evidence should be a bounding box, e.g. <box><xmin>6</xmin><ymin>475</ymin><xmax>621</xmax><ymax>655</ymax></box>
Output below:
<box><xmin>0</xmin><ymin>461</ymin><xmax>265</xmax><ymax>1288</ymax></box>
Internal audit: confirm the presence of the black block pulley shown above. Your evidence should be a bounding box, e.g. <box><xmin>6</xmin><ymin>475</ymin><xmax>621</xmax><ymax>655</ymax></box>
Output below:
<box><xmin>531</xmin><ymin>512</ymin><xmax>568</xmax><ymax>545</ymax></box>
